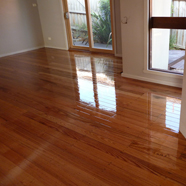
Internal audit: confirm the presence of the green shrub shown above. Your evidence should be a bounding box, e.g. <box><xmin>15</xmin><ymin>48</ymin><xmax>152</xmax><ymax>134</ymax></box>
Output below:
<box><xmin>91</xmin><ymin>0</ymin><xmax>112</xmax><ymax>45</ymax></box>
<box><xmin>169</xmin><ymin>35</ymin><xmax>178</xmax><ymax>50</ymax></box>
<box><xmin>76</xmin><ymin>23</ymin><xmax>87</xmax><ymax>31</ymax></box>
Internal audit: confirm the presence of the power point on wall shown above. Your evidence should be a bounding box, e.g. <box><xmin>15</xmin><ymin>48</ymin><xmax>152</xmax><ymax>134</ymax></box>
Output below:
<box><xmin>48</xmin><ymin>37</ymin><xmax>52</xmax><ymax>41</ymax></box>
<box><xmin>32</xmin><ymin>3</ymin><xmax>37</xmax><ymax>7</ymax></box>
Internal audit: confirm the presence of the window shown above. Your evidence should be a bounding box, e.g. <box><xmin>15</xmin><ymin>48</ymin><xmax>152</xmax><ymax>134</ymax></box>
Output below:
<box><xmin>149</xmin><ymin>0</ymin><xmax>186</xmax><ymax>74</ymax></box>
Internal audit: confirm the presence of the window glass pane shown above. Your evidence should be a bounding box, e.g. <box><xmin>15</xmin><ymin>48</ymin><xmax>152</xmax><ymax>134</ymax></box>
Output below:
<box><xmin>89</xmin><ymin>0</ymin><xmax>113</xmax><ymax>50</ymax></box>
<box><xmin>67</xmin><ymin>0</ymin><xmax>89</xmax><ymax>47</ymax></box>
<box><xmin>152</xmin><ymin>0</ymin><xmax>186</xmax><ymax>17</ymax></box>
<box><xmin>172</xmin><ymin>1</ymin><xmax>186</xmax><ymax>17</ymax></box>
<box><xmin>151</xmin><ymin>29</ymin><xmax>185</xmax><ymax>74</ymax></box>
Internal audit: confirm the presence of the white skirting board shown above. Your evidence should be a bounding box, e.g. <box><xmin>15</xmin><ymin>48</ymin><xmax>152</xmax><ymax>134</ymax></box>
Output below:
<box><xmin>0</xmin><ymin>46</ymin><xmax>70</xmax><ymax>58</ymax></box>
<box><xmin>44</xmin><ymin>46</ymin><xmax>69</xmax><ymax>50</ymax></box>
<box><xmin>0</xmin><ymin>46</ymin><xmax>45</xmax><ymax>58</ymax></box>
<box><xmin>121</xmin><ymin>72</ymin><xmax>182</xmax><ymax>88</ymax></box>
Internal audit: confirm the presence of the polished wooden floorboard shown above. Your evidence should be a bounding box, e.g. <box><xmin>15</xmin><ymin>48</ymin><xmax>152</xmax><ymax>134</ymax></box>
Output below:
<box><xmin>0</xmin><ymin>48</ymin><xmax>185</xmax><ymax>185</ymax></box>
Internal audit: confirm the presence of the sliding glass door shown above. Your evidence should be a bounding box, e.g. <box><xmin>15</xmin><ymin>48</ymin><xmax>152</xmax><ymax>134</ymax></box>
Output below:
<box><xmin>63</xmin><ymin>0</ymin><xmax>114</xmax><ymax>53</ymax></box>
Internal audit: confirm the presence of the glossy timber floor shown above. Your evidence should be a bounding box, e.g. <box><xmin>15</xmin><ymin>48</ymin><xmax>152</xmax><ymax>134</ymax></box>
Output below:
<box><xmin>0</xmin><ymin>48</ymin><xmax>186</xmax><ymax>186</ymax></box>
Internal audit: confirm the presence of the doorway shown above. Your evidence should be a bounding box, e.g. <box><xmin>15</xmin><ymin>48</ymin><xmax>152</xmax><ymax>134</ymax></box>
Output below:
<box><xmin>63</xmin><ymin>0</ymin><xmax>114</xmax><ymax>54</ymax></box>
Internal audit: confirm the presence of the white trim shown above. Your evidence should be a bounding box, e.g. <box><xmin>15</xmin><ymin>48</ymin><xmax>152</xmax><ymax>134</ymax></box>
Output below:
<box><xmin>112</xmin><ymin>0</ymin><xmax>117</xmax><ymax>56</ymax></box>
<box><xmin>0</xmin><ymin>46</ymin><xmax>44</xmax><ymax>58</ymax></box>
<box><xmin>59</xmin><ymin>0</ymin><xmax>69</xmax><ymax>50</ymax></box>
<box><xmin>115</xmin><ymin>53</ymin><xmax>122</xmax><ymax>57</ymax></box>
<box><xmin>44</xmin><ymin>46</ymin><xmax>68</xmax><ymax>50</ymax></box>
<box><xmin>143</xmin><ymin>69</ymin><xmax>183</xmax><ymax>79</ymax></box>
<box><xmin>121</xmin><ymin>72</ymin><xmax>182</xmax><ymax>88</ymax></box>
<box><xmin>179</xmin><ymin>51</ymin><xmax>186</xmax><ymax>138</ymax></box>
<box><xmin>144</xmin><ymin>0</ymin><xmax>149</xmax><ymax>72</ymax></box>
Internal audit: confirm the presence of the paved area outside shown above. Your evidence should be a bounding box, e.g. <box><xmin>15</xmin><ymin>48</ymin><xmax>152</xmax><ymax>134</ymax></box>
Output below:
<box><xmin>169</xmin><ymin>50</ymin><xmax>185</xmax><ymax>64</ymax></box>
<box><xmin>169</xmin><ymin>50</ymin><xmax>185</xmax><ymax>72</ymax></box>
<box><xmin>73</xmin><ymin>41</ymin><xmax>112</xmax><ymax>50</ymax></box>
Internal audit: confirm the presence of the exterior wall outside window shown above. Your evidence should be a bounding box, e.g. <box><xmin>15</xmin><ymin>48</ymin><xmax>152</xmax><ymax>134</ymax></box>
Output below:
<box><xmin>151</xmin><ymin>0</ymin><xmax>172</xmax><ymax>70</ymax></box>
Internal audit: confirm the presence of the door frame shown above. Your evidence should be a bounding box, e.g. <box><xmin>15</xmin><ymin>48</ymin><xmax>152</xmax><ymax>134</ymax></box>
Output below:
<box><xmin>62</xmin><ymin>0</ymin><xmax>115</xmax><ymax>54</ymax></box>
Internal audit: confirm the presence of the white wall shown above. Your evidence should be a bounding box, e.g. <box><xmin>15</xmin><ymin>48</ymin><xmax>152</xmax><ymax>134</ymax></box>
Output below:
<box><xmin>120</xmin><ymin>0</ymin><xmax>183</xmax><ymax>88</ymax></box>
<box><xmin>37</xmin><ymin>0</ymin><xmax>68</xmax><ymax>50</ymax></box>
<box><xmin>0</xmin><ymin>0</ymin><xmax>44</xmax><ymax>57</ymax></box>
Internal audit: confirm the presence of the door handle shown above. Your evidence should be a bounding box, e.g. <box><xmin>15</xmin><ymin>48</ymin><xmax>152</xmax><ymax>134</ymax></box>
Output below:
<box><xmin>65</xmin><ymin>12</ymin><xmax>69</xmax><ymax>19</ymax></box>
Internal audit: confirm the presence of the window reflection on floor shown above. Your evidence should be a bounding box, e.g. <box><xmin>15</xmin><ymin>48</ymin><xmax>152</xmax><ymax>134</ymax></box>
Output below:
<box><xmin>150</xmin><ymin>94</ymin><xmax>181</xmax><ymax>133</ymax></box>
<box><xmin>75</xmin><ymin>56</ymin><xmax>116</xmax><ymax>112</ymax></box>
<box><xmin>166</xmin><ymin>97</ymin><xmax>181</xmax><ymax>132</ymax></box>
<box><xmin>77</xmin><ymin>70</ymin><xmax>95</xmax><ymax>107</ymax></box>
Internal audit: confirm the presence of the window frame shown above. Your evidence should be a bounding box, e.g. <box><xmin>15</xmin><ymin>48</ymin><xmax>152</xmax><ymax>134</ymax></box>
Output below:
<box><xmin>149</xmin><ymin>0</ymin><xmax>186</xmax><ymax>75</ymax></box>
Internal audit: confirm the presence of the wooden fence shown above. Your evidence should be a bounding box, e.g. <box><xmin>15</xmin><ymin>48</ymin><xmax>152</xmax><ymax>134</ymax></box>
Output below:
<box><xmin>68</xmin><ymin>0</ymin><xmax>100</xmax><ymax>29</ymax></box>
<box><xmin>172</xmin><ymin>0</ymin><xmax>186</xmax><ymax>49</ymax></box>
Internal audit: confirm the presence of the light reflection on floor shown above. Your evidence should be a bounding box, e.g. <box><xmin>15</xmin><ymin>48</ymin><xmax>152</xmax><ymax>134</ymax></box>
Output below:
<box><xmin>146</xmin><ymin>93</ymin><xmax>181</xmax><ymax>133</ymax></box>
<box><xmin>74</xmin><ymin>55</ymin><xmax>181</xmax><ymax>133</ymax></box>
<box><xmin>78</xmin><ymin>77</ymin><xmax>95</xmax><ymax>107</ymax></box>
<box><xmin>165</xmin><ymin>98</ymin><xmax>181</xmax><ymax>132</ymax></box>
<box><xmin>75</xmin><ymin>56</ymin><xmax>116</xmax><ymax>112</ymax></box>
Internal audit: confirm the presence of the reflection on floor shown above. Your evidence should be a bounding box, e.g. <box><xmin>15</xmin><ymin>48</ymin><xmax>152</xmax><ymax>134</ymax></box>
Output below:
<box><xmin>0</xmin><ymin>48</ymin><xmax>185</xmax><ymax>185</ymax></box>
<box><xmin>165</xmin><ymin>97</ymin><xmax>181</xmax><ymax>132</ymax></box>
<box><xmin>75</xmin><ymin>55</ymin><xmax>116</xmax><ymax>111</ymax></box>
